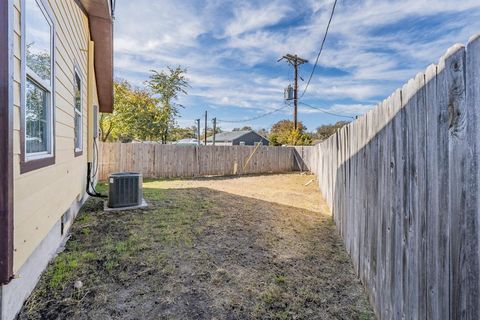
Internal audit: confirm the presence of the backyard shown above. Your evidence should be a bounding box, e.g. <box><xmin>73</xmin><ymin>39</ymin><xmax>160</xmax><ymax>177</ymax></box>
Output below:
<box><xmin>17</xmin><ymin>174</ymin><xmax>373</xmax><ymax>319</ymax></box>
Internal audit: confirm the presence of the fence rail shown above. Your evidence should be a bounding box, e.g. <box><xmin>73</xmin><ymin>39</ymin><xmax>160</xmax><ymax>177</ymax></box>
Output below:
<box><xmin>297</xmin><ymin>35</ymin><xmax>480</xmax><ymax>319</ymax></box>
<box><xmin>98</xmin><ymin>143</ymin><xmax>299</xmax><ymax>180</ymax></box>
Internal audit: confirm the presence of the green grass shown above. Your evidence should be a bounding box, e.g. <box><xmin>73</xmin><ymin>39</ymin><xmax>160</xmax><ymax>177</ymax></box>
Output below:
<box><xmin>18</xmin><ymin>178</ymin><xmax>375</xmax><ymax>320</ymax></box>
<box><xmin>20</xmin><ymin>185</ymin><xmax>212</xmax><ymax>317</ymax></box>
<box><xmin>274</xmin><ymin>274</ymin><xmax>286</xmax><ymax>285</ymax></box>
<box><xmin>46</xmin><ymin>251</ymin><xmax>97</xmax><ymax>290</ymax></box>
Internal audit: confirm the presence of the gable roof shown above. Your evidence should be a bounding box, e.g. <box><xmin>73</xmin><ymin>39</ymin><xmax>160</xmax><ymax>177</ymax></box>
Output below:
<box><xmin>206</xmin><ymin>130</ymin><xmax>269</xmax><ymax>142</ymax></box>
<box><xmin>206</xmin><ymin>130</ymin><xmax>250</xmax><ymax>142</ymax></box>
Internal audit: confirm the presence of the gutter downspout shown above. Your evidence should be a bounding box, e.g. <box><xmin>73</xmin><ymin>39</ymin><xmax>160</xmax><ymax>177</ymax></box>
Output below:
<box><xmin>0</xmin><ymin>0</ymin><xmax>15</xmax><ymax>285</ymax></box>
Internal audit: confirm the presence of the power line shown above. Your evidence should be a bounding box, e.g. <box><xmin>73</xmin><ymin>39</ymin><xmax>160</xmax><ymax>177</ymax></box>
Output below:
<box><xmin>300</xmin><ymin>0</ymin><xmax>338</xmax><ymax>98</ymax></box>
<box><xmin>299</xmin><ymin>101</ymin><xmax>356</xmax><ymax>119</ymax></box>
<box><xmin>217</xmin><ymin>105</ymin><xmax>290</xmax><ymax>123</ymax></box>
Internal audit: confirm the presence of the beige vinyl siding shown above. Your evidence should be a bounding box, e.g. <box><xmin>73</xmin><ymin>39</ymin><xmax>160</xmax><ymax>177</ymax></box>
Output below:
<box><xmin>12</xmin><ymin>0</ymin><xmax>98</xmax><ymax>273</ymax></box>
<box><xmin>12</xmin><ymin>0</ymin><xmax>21</xmax><ymax>172</ymax></box>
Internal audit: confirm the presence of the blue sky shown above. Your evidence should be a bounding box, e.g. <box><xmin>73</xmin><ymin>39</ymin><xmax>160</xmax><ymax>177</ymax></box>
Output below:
<box><xmin>113</xmin><ymin>0</ymin><xmax>480</xmax><ymax>132</ymax></box>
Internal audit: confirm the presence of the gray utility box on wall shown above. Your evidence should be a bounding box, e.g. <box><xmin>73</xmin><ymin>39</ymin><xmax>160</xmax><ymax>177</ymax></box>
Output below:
<box><xmin>108</xmin><ymin>172</ymin><xmax>143</xmax><ymax>208</ymax></box>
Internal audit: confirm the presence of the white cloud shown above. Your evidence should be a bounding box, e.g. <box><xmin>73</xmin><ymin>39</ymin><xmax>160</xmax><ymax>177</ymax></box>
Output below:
<box><xmin>305</xmin><ymin>80</ymin><xmax>386</xmax><ymax>101</ymax></box>
<box><xmin>299</xmin><ymin>104</ymin><xmax>373</xmax><ymax>116</ymax></box>
<box><xmin>224</xmin><ymin>1</ymin><xmax>292</xmax><ymax>37</ymax></box>
<box><xmin>113</xmin><ymin>0</ymin><xmax>480</xmax><ymax>127</ymax></box>
<box><xmin>330</xmin><ymin>104</ymin><xmax>374</xmax><ymax>115</ymax></box>
<box><xmin>114</xmin><ymin>1</ymin><xmax>206</xmax><ymax>49</ymax></box>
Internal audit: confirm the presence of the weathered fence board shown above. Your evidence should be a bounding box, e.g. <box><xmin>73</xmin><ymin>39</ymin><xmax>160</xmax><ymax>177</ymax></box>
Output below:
<box><xmin>99</xmin><ymin>143</ymin><xmax>298</xmax><ymax>180</ymax></box>
<box><xmin>297</xmin><ymin>35</ymin><xmax>480</xmax><ymax>319</ymax></box>
<box><xmin>465</xmin><ymin>33</ymin><xmax>480</xmax><ymax>319</ymax></box>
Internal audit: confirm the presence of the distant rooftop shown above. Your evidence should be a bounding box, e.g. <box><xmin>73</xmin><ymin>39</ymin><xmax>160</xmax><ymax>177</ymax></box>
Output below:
<box><xmin>174</xmin><ymin>138</ymin><xmax>199</xmax><ymax>145</ymax></box>
<box><xmin>206</xmin><ymin>130</ymin><xmax>253</xmax><ymax>142</ymax></box>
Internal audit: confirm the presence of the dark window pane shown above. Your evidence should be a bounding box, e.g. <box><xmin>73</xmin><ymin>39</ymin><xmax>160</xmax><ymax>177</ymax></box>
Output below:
<box><xmin>74</xmin><ymin>72</ymin><xmax>82</xmax><ymax>149</ymax></box>
<box><xmin>26</xmin><ymin>79</ymin><xmax>48</xmax><ymax>153</ymax></box>
<box><xmin>74</xmin><ymin>112</ymin><xmax>81</xmax><ymax>149</ymax></box>
<box><xmin>74</xmin><ymin>73</ymin><xmax>81</xmax><ymax>111</ymax></box>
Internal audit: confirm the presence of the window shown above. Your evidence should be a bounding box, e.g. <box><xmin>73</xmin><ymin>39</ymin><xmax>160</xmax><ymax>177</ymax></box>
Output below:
<box><xmin>25</xmin><ymin>79</ymin><xmax>50</xmax><ymax>153</ymax></box>
<box><xmin>24</xmin><ymin>0</ymin><xmax>54</xmax><ymax>160</ymax></box>
<box><xmin>74</xmin><ymin>69</ymin><xmax>82</xmax><ymax>153</ymax></box>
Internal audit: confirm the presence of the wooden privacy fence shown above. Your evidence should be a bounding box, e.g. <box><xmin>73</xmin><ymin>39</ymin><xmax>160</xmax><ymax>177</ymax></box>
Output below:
<box><xmin>297</xmin><ymin>35</ymin><xmax>480</xmax><ymax>319</ymax></box>
<box><xmin>98</xmin><ymin>143</ymin><xmax>298</xmax><ymax>180</ymax></box>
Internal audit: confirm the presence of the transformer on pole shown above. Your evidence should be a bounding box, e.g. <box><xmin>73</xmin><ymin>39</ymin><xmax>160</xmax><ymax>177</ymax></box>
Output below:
<box><xmin>278</xmin><ymin>54</ymin><xmax>308</xmax><ymax>130</ymax></box>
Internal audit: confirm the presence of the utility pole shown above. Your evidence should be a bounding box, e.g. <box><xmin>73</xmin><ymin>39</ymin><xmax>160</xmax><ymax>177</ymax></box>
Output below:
<box><xmin>195</xmin><ymin>119</ymin><xmax>200</xmax><ymax>145</ymax></box>
<box><xmin>212</xmin><ymin>117</ymin><xmax>217</xmax><ymax>146</ymax></box>
<box><xmin>204</xmin><ymin>111</ymin><xmax>208</xmax><ymax>146</ymax></box>
<box><xmin>278</xmin><ymin>54</ymin><xmax>308</xmax><ymax>130</ymax></box>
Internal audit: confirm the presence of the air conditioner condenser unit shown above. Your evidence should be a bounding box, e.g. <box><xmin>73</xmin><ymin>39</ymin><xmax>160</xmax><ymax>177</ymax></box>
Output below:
<box><xmin>108</xmin><ymin>172</ymin><xmax>143</xmax><ymax>208</ymax></box>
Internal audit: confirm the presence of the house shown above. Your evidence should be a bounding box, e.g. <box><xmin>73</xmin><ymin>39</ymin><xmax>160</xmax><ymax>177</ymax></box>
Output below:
<box><xmin>0</xmin><ymin>0</ymin><xmax>113</xmax><ymax>319</ymax></box>
<box><xmin>173</xmin><ymin>138</ymin><xmax>200</xmax><ymax>145</ymax></box>
<box><xmin>206</xmin><ymin>130</ymin><xmax>269</xmax><ymax>146</ymax></box>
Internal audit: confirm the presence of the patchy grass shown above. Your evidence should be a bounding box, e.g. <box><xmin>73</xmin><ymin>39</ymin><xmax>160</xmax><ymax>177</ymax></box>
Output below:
<box><xmin>18</xmin><ymin>174</ymin><xmax>374</xmax><ymax>320</ymax></box>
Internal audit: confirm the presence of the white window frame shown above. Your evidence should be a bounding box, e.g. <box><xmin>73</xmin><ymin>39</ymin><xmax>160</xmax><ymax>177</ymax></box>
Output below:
<box><xmin>22</xmin><ymin>0</ymin><xmax>55</xmax><ymax>161</ymax></box>
<box><xmin>73</xmin><ymin>66</ymin><xmax>83</xmax><ymax>153</ymax></box>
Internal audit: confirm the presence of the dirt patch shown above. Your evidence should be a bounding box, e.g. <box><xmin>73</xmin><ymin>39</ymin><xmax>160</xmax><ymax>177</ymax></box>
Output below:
<box><xmin>148</xmin><ymin>173</ymin><xmax>328</xmax><ymax>214</ymax></box>
<box><xmin>17</xmin><ymin>174</ymin><xmax>373</xmax><ymax>320</ymax></box>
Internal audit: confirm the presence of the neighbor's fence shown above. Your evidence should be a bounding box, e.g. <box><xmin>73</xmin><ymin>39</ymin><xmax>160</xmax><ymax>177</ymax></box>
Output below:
<box><xmin>297</xmin><ymin>36</ymin><xmax>480</xmax><ymax>319</ymax></box>
<box><xmin>98</xmin><ymin>143</ymin><xmax>298</xmax><ymax>180</ymax></box>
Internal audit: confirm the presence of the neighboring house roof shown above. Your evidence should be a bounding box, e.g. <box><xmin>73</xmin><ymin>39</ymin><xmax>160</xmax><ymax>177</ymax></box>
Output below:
<box><xmin>206</xmin><ymin>130</ymin><xmax>269</xmax><ymax>142</ymax></box>
<box><xmin>75</xmin><ymin>0</ymin><xmax>114</xmax><ymax>113</ymax></box>
<box><xmin>174</xmin><ymin>139</ymin><xmax>199</xmax><ymax>145</ymax></box>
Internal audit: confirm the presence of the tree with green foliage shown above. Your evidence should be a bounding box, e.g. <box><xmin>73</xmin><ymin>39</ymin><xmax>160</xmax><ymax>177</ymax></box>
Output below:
<box><xmin>314</xmin><ymin>121</ymin><xmax>350</xmax><ymax>141</ymax></box>
<box><xmin>26</xmin><ymin>44</ymin><xmax>51</xmax><ymax>80</ymax></box>
<box><xmin>269</xmin><ymin>120</ymin><xmax>312</xmax><ymax>146</ymax></box>
<box><xmin>170</xmin><ymin>126</ymin><xmax>197</xmax><ymax>141</ymax></box>
<box><xmin>286</xmin><ymin>128</ymin><xmax>313</xmax><ymax>146</ymax></box>
<box><xmin>233</xmin><ymin>126</ymin><xmax>252</xmax><ymax>131</ymax></box>
<box><xmin>100</xmin><ymin>80</ymin><xmax>134</xmax><ymax>142</ymax></box>
<box><xmin>147</xmin><ymin>66</ymin><xmax>189</xmax><ymax>143</ymax></box>
<box><xmin>257</xmin><ymin>128</ymin><xmax>269</xmax><ymax>138</ymax></box>
<box><xmin>100</xmin><ymin>66</ymin><xmax>189</xmax><ymax>143</ymax></box>
<box><xmin>202</xmin><ymin>126</ymin><xmax>223</xmax><ymax>142</ymax></box>
<box><xmin>100</xmin><ymin>80</ymin><xmax>168</xmax><ymax>142</ymax></box>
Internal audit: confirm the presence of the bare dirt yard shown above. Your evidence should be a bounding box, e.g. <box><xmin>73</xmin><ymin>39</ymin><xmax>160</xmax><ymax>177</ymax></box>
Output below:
<box><xmin>18</xmin><ymin>173</ymin><xmax>374</xmax><ymax>320</ymax></box>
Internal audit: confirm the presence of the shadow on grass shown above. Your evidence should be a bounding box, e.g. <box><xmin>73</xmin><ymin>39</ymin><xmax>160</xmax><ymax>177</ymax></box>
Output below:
<box><xmin>17</xmin><ymin>185</ymin><xmax>373</xmax><ymax>320</ymax></box>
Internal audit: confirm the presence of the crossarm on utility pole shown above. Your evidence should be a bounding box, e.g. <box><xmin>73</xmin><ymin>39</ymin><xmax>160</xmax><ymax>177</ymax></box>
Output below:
<box><xmin>278</xmin><ymin>54</ymin><xmax>308</xmax><ymax>131</ymax></box>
